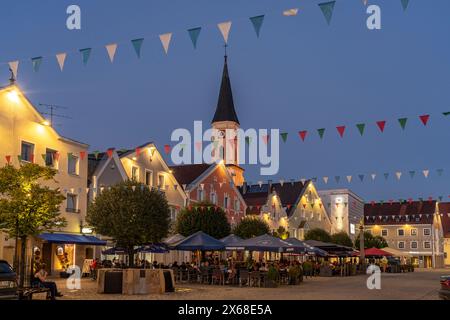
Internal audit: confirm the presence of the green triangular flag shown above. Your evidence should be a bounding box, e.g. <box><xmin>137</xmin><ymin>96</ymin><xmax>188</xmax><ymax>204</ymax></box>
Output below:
<box><xmin>317</xmin><ymin>128</ymin><xmax>326</xmax><ymax>139</ymax></box>
<box><xmin>443</xmin><ymin>112</ymin><xmax>450</xmax><ymax>116</ymax></box>
<box><xmin>384</xmin><ymin>173</ymin><xmax>389</xmax><ymax>180</ymax></box>
<box><xmin>358</xmin><ymin>174</ymin><xmax>364</xmax><ymax>182</ymax></box>
<box><xmin>401</xmin><ymin>0</ymin><xmax>409</xmax><ymax>11</ymax></box>
<box><xmin>79</xmin><ymin>48</ymin><xmax>92</xmax><ymax>66</ymax></box>
<box><xmin>187</xmin><ymin>27</ymin><xmax>201</xmax><ymax>49</ymax></box>
<box><xmin>398</xmin><ymin>118</ymin><xmax>408</xmax><ymax>130</ymax></box>
<box><xmin>318</xmin><ymin>1</ymin><xmax>336</xmax><ymax>25</ymax></box>
<box><xmin>335</xmin><ymin>176</ymin><xmax>340</xmax><ymax>184</ymax></box>
<box><xmin>131</xmin><ymin>38</ymin><xmax>144</xmax><ymax>58</ymax></box>
<box><xmin>409</xmin><ymin>171</ymin><xmax>416</xmax><ymax>178</ymax></box>
<box><xmin>41</xmin><ymin>154</ymin><xmax>46</xmax><ymax>161</ymax></box>
<box><xmin>439</xmin><ymin>196</ymin><xmax>443</xmax><ymax>202</ymax></box>
<box><xmin>31</xmin><ymin>57</ymin><xmax>43</xmax><ymax>72</ymax></box>
<box><xmin>93</xmin><ymin>151</ymin><xmax>100</xmax><ymax>160</ymax></box>
<box><xmin>280</xmin><ymin>132</ymin><xmax>288</xmax><ymax>143</ymax></box>
<box><xmin>249</xmin><ymin>15</ymin><xmax>265</xmax><ymax>38</ymax></box>
<box><xmin>356</xmin><ymin>123</ymin><xmax>365</xmax><ymax>136</ymax></box>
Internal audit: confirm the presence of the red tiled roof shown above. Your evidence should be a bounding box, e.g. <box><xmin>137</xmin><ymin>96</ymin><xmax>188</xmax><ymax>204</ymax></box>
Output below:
<box><xmin>364</xmin><ymin>201</ymin><xmax>436</xmax><ymax>225</ymax></box>
<box><xmin>169</xmin><ymin>164</ymin><xmax>213</xmax><ymax>187</ymax></box>
<box><xmin>439</xmin><ymin>202</ymin><xmax>450</xmax><ymax>238</ymax></box>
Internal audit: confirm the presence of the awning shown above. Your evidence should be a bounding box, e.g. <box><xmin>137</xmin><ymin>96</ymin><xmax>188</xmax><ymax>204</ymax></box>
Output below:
<box><xmin>173</xmin><ymin>231</ymin><xmax>225</xmax><ymax>251</ymax></box>
<box><xmin>39</xmin><ymin>233</ymin><xmax>107</xmax><ymax>246</ymax></box>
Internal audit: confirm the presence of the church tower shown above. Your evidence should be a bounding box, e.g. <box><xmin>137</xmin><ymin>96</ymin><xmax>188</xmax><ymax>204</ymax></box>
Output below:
<box><xmin>212</xmin><ymin>54</ymin><xmax>245</xmax><ymax>187</ymax></box>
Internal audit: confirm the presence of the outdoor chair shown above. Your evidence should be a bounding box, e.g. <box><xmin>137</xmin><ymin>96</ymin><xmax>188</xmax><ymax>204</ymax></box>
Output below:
<box><xmin>239</xmin><ymin>269</ymin><xmax>249</xmax><ymax>286</ymax></box>
<box><xmin>212</xmin><ymin>269</ymin><xmax>225</xmax><ymax>285</ymax></box>
<box><xmin>200</xmin><ymin>269</ymin><xmax>210</xmax><ymax>284</ymax></box>
<box><xmin>249</xmin><ymin>271</ymin><xmax>261</xmax><ymax>287</ymax></box>
<box><xmin>279</xmin><ymin>270</ymin><xmax>288</xmax><ymax>285</ymax></box>
<box><xmin>188</xmin><ymin>269</ymin><xmax>199</xmax><ymax>283</ymax></box>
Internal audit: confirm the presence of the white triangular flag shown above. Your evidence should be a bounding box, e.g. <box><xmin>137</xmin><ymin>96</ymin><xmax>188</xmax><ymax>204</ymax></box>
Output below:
<box><xmin>217</xmin><ymin>21</ymin><xmax>232</xmax><ymax>44</ymax></box>
<box><xmin>396</xmin><ymin>172</ymin><xmax>402</xmax><ymax>180</ymax></box>
<box><xmin>279</xmin><ymin>179</ymin><xmax>284</xmax><ymax>187</ymax></box>
<box><xmin>56</xmin><ymin>53</ymin><xmax>67</xmax><ymax>71</ymax></box>
<box><xmin>323</xmin><ymin>177</ymin><xmax>329</xmax><ymax>184</ymax></box>
<box><xmin>9</xmin><ymin>61</ymin><xmax>19</xmax><ymax>79</ymax></box>
<box><xmin>159</xmin><ymin>33</ymin><xmax>172</xmax><ymax>54</ymax></box>
<box><xmin>347</xmin><ymin>176</ymin><xmax>352</xmax><ymax>183</ymax></box>
<box><xmin>105</xmin><ymin>43</ymin><xmax>118</xmax><ymax>63</ymax></box>
<box><xmin>371</xmin><ymin>173</ymin><xmax>376</xmax><ymax>181</ymax></box>
<box><xmin>362</xmin><ymin>0</ymin><xmax>368</xmax><ymax>5</ymax></box>
<box><xmin>283</xmin><ymin>8</ymin><xmax>299</xmax><ymax>16</ymax></box>
<box><xmin>423</xmin><ymin>170</ymin><xmax>430</xmax><ymax>178</ymax></box>
<box><xmin>300</xmin><ymin>178</ymin><xmax>306</xmax><ymax>184</ymax></box>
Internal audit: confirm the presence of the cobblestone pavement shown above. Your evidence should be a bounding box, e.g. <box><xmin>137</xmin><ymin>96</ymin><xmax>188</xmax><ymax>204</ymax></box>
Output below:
<box><xmin>51</xmin><ymin>269</ymin><xmax>447</xmax><ymax>300</ymax></box>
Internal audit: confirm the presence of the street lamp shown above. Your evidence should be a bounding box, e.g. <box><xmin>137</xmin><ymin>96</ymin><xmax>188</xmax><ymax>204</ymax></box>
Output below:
<box><xmin>359</xmin><ymin>217</ymin><xmax>366</xmax><ymax>273</ymax></box>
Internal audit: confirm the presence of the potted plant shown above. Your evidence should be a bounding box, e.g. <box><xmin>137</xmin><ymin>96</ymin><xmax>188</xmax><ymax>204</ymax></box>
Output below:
<box><xmin>288</xmin><ymin>266</ymin><xmax>300</xmax><ymax>285</ymax></box>
<box><xmin>266</xmin><ymin>266</ymin><xmax>279</xmax><ymax>288</ymax></box>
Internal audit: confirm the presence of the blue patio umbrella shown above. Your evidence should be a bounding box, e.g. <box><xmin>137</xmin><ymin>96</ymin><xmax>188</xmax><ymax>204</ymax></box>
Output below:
<box><xmin>173</xmin><ymin>231</ymin><xmax>225</xmax><ymax>251</ymax></box>
<box><xmin>225</xmin><ymin>234</ymin><xmax>303</xmax><ymax>253</ymax></box>
<box><xmin>285</xmin><ymin>238</ymin><xmax>327</xmax><ymax>256</ymax></box>
<box><xmin>101</xmin><ymin>247</ymin><xmax>127</xmax><ymax>255</ymax></box>
<box><xmin>136</xmin><ymin>243</ymin><xmax>169</xmax><ymax>254</ymax></box>
<box><xmin>220</xmin><ymin>234</ymin><xmax>243</xmax><ymax>246</ymax></box>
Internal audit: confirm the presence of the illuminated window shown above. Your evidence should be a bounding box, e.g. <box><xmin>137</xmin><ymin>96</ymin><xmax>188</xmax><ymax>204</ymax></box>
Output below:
<box><xmin>410</xmin><ymin>228</ymin><xmax>418</xmax><ymax>236</ymax></box>
<box><xmin>68</xmin><ymin>155</ymin><xmax>79</xmax><ymax>175</ymax></box>
<box><xmin>145</xmin><ymin>170</ymin><xmax>153</xmax><ymax>186</ymax></box>
<box><xmin>21</xmin><ymin>141</ymin><xmax>34</xmax><ymax>162</ymax></box>
<box><xmin>158</xmin><ymin>173</ymin><xmax>165</xmax><ymax>189</ymax></box>
<box><xmin>198</xmin><ymin>189</ymin><xmax>204</xmax><ymax>201</ymax></box>
<box><xmin>210</xmin><ymin>192</ymin><xmax>217</xmax><ymax>205</ymax></box>
<box><xmin>423</xmin><ymin>228</ymin><xmax>431</xmax><ymax>236</ymax></box>
<box><xmin>224</xmin><ymin>195</ymin><xmax>229</xmax><ymax>208</ymax></box>
<box><xmin>131</xmin><ymin>166</ymin><xmax>139</xmax><ymax>181</ymax></box>
<box><xmin>234</xmin><ymin>199</ymin><xmax>240</xmax><ymax>211</ymax></box>
<box><xmin>45</xmin><ymin>148</ymin><xmax>58</xmax><ymax>168</ymax></box>
<box><xmin>66</xmin><ymin>194</ymin><xmax>79</xmax><ymax>213</ymax></box>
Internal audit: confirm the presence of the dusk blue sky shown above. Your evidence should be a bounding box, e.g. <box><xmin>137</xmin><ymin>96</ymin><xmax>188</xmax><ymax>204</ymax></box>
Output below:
<box><xmin>1</xmin><ymin>0</ymin><xmax>449</xmax><ymax>201</ymax></box>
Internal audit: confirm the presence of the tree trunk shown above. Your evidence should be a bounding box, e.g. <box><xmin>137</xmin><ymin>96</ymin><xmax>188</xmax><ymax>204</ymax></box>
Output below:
<box><xmin>128</xmin><ymin>248</ymin><xmax>134</xmax><ymax>268</ymax></box>
<box><xmin>19</xmin><ymin>236</ymin><xmax>27</xmax><ymax>289</ymax></box>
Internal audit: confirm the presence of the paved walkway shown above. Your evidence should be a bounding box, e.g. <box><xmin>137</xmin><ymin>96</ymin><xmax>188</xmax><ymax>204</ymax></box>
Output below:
<box><xmin>51</xmin><ymin>268</ymin><xmax>447</xmax><ymax>300</ymax></box>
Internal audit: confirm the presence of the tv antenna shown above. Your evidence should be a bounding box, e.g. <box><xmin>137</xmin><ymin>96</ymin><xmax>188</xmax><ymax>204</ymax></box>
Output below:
<box><xmin>38</xmin><ymin>103</ymin><xmax>72</xmax><ymax>127</ymax></box>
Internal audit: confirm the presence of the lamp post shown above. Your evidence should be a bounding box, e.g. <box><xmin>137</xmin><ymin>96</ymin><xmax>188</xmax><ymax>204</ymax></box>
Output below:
<box><xmin>359</xmin><ymin>218</ymin><xmax>365</xmax><ymax>273</ymax></box>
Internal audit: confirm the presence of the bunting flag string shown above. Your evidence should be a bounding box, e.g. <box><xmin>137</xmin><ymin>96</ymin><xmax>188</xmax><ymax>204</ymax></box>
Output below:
<box><xmin>2</xmin><ymin>3</ymin><xmax>413</xmax><ymax>78</ymax></box>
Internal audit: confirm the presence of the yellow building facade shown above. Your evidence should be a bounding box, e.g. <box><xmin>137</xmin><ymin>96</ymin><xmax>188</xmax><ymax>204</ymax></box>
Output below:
<box><xmin>0</xmin><ymin>84</ymin><xmax>101</xmax><ymax>275</ymax></box>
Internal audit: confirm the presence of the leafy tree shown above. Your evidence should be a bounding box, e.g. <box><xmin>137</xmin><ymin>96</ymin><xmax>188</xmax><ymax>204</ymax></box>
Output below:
<box><xmin>0</xmin><ymin>163</ymin><xmax>66</xmax><ymax>288</ymax></box>
<box><xmin>354</xmin><ymin>231</ymin><xmax>388</xmax><ymax>249</ymax></box>
<box><xmin>232</xmin><ymin>216</ymin><xmax>270</xmax><ymax>239</ymax></box>
<box><xmin>87</xmin><ymin>180</ymin><xmax>170</xmax><ymax>267</ymax></box>
<box><xmin>304</xmin><ymin>228</ymin><xmax>332</xmax><ymax>243</ymax></box>
<box><xmin>272</xmin><ymin>226</ymin><xmax>289</xmax><ymax>240</ymax></box>
<box><xmin>175</xmin><ymin>202</ymin><xmax>231</xmax><ymax>239</ymax></box>
<box><xmin>330</xmin><ymin>231</ymin><xmax>353</xmax><ymax>247</ymax></box>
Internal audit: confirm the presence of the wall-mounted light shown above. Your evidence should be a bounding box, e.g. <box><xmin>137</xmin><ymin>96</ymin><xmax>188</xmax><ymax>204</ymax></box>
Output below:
<box><xmin>81</xmin><ymin>227</ymin><xmax>93</xmax><ymax>234</ymax></box>
<box><xmin>41</xmin><ymin>120</ymin><xmax>51</xmax><ymax>126</ymax></box>
<box><xmin>7</xmin><ymin>90</ymin><xmax>19</xmax><ymax>103</ymax></box>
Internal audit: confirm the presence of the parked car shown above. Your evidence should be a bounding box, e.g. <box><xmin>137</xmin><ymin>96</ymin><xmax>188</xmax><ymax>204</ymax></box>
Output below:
<box><xmin>0</xmin><ymin>260</ymin><xmax>18</xmax><ymax>300</ymax></box>
<box><xmin>439</xmin><ymin>275</ymin><xmax>450</xmax><ymax>300</ymax></box>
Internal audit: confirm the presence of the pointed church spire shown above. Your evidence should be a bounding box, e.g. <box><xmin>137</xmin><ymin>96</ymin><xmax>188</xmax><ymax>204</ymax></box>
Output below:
<box><xmin>212</xmin><ymin>52</ymin><xmax>240</xmax><ymax>125</ymax></box>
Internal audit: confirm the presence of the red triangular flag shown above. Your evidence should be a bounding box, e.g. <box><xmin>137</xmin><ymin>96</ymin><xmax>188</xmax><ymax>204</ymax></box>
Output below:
<box><xmin>336</xmin><ymin>126</ymin><xmax>346</xmax><ymax>138</ymax></box>
<box><xmin>136</xmin><ymin>147</ymin><xmax>141</xmax><ymax>157</ymax></box>
<box><xmin>5</xmin><ymin>155</ymin><xmax>11</xmax><ymax>164</ymax></box>
<box><xmin>408</xmin><ymin>198</ymin><xmax>413</xmax><ymax>204</ymax></box>
<box><xmin>79</xmin><ymin>151</ymin><xmax>86</xmax><ymax>161</ymax></box>
<box><xmin>377</xmin><ymin>121</ymin><xmax>386</xmax><ymax>132</ymax></box>
<box><xmin>30</xmin><ymin>154</ymin><xmax>35</xmax><ymax>163</ymax></box>
<box><xmin>107</xmin><ymin>149</ymin><xmax>114</xmax><ymax>158</ymax></box>
<box><xmin>53</xmin><ymin>152</ymin><xmax>60</xmax><ymax>162</ymax></box>
<box><xmin>419</xmin><ymin>115</ymin><xmax>430</xmax><ymax>126</ymax></box>
<box><xmin>298</xmin><ymin>131</ymin><xmax>308</xmax><ymax>142</ymax></box>
<box><xmin>164</xmin><ymin>145</ymin><xmax>171</xmax><ymax>155</ymax></box>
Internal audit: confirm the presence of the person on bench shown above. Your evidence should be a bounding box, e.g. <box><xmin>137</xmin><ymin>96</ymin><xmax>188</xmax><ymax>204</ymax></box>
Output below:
<box><xmin>34</xmin><ymin>263</ymin><xmax>63</xmax><ymax>299</ymax></box>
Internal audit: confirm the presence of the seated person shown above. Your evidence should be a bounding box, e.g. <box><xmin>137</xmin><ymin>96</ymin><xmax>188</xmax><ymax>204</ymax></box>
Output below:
<box><xmin>34</xmin><ymin>264</ymin><xmax>63</xmax><ymax>299</ymax></box>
